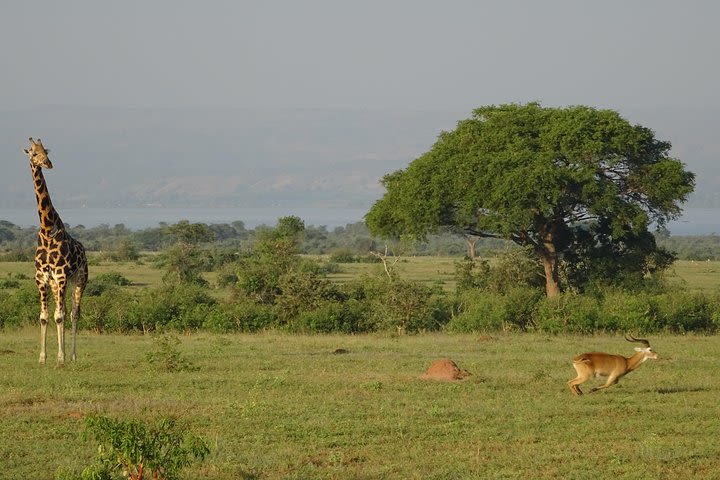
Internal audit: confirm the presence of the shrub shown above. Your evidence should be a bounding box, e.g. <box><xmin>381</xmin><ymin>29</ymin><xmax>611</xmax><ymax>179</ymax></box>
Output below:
<box><xmin>0</xmin><ymin>248</ymin><xmax>34</xmax><ymax>262</ymax></box>
<box><xmin>329</xmin><ymin>249</ymin><xmax>359</xmax><ymax>263</ymax></box>
<box><xmin>454</xmin><ymin>249</ymin><xmax>544</xmax><ymax>294</ymax></box>
<box><xmin>82</xmin><ymin>286</ymin><xmax>135</xmax><ymax>333</ymax></box>
<box><xmin>85</xmin><ymin>272</ymin><xmax>132</xmax><ymax>297</ymax></box>
<box><xmin>78</xmin><ymin>415</ymin><xmax>209</xmax><ymax>480</ymax></box>
<box><xmin>532</xmin><ymin>294</ymin><xmax>600</xmax><ymax>334</ymax></box>
<box><xmin>0</xmin><ymin>277</ymin><xmax>21</xmax><ymax>289</ymax></box>
<box><xmin>655</xmin><ymin>291</ymin><xmax>716</xmax><ymax>333</ymax></box>
<box><xmin>106</xmin><ymin>238</ymin><xmax>140</xmax><ymax>262</ymax></box>
<box><xmin>448</xmin><ymin>287</ymin><xmax>542</xmax><ymax>333</ymax></box>
<box><xmin>0</xmin><ymin>282</ymin><xmax>40</xmax><ymax>328</ymax></box>
<box><xmin>273</xmin><ymin>269</ymin><xmax>344</xmax><ymax>323</ymax></box>
<box><xmin>598</xmin><ymin>290</ymin><xmax>658</xmax><ymax>333</ymax></box>
<box><xmin>202</xmin><ymin>302</ymin><xmax>276</xmax><ymax>333</ymax></box>
<box><xmin>447</xmin><ymin>291</ymin><xmax>508</xmax><ymax>332</ymax></box>
<box><xmin>347</xmin><ymin>275</ymin><xmax>449</xmax><ymax>333</ymax></box>
<box><xmin>294</xmin><ymin>299</ymin><xmax>372</xmax><ymax>333</ymax></box>
<box><xmin>145</xmin><ymin>334</ymin><xmax>196</xmax><ymax>372</ymax></box>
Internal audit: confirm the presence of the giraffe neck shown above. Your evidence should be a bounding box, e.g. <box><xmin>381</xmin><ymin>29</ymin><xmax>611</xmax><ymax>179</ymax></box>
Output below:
<box><xmin>31</xmin><ymin>164</ymin><xmax>64</xmax><ymax>234</ymax></box>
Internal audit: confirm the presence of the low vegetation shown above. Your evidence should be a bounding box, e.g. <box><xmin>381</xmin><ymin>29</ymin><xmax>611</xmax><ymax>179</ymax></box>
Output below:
<box><xmin>2</xmin><ymin>217</ymin><xmax>720</xmax><ymax>336</ymax></box>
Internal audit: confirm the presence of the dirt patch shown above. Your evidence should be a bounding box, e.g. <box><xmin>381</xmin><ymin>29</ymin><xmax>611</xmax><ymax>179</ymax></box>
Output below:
<box><xmin>421</xmin><ymin>358</ymin><xmax>471</xmax><ymax>381</ymax></box>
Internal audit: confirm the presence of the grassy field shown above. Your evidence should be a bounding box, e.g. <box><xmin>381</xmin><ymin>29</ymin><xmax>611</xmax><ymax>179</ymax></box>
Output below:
<box><xmin>1</xmin><ymin>257</ymin><xmax>719</xmax><ymax>478</ymax></box>
<box><xmin>2</xmin><ymin>330</ymin><xmax>720</xmax><ymax>479</ymax></box>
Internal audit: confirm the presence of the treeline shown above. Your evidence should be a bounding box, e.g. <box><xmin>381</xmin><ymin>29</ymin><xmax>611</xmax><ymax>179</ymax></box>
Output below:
<box><xmin>2</xmin><ymin>218</ymin><xmax>720</xmax><ymax>260</ymax></box>
<box><xmin>1</xmin><ymin>217</ymin><xmax>719</xmax><ymax>335</ymax></box>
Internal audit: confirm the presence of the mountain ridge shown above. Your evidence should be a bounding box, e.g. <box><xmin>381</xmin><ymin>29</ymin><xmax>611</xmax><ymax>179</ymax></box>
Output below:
<box><xmin>2</xmin><ymin>107</ymin><xmax>718</xmax><ymax>210</ymax></box>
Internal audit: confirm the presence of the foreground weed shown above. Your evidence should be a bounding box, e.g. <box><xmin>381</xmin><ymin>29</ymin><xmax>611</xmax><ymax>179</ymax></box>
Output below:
<box><xmin>144</xmin><ymin>334</ymin><xmax>196</xmax><ymax>372</ymax></box>
<box><xmin>57</xmin><ymin>415</ymin><xmax>210</xmax><ymax>480</ymax></box>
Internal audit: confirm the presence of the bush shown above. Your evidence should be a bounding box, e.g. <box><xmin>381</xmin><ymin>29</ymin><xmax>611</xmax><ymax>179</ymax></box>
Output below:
<box><xmin>77</xmin><ymin>415</ymin><xmax>209</xmax><ymax>480</ymax></box>
<box><xmin>598</xmin><ymin>291</ymin><xmax>658</xmax><ymax>333</ymax></box>
<box><xmin>85</xmin><ymin>272</ymin><xmax>132</xmax><ymax>297</ymax></box>
<box><xmin>106</xmin><ymin>238</ymin><xmax>140</xmax><ymax>262</ymax></box>
<box><xmin>94</xmin><ymin>283</ymin><xmax>218</xmax><ymax>333</ymax></box>
<box><xmin>447</xmin><ymin>290</ymin><xmax>508</xmax><ymax>332</ymax></box>
<box><xmin>532</xmin><ymin>294</ymin><xmax>600</xmax><ymax>334</ymax></box>
<box><xmin>454</xmin><ymin>249</ymin><xmax>544</xmax><ymax>294</ymax></box>
<box><xmin>347</xmin><ymin>276</ymin><xmax>450</xmax><ymax>333</ymax></box>
<box><xmin>0</xmin><ymin>277</ymin><xmax>21</xmax><ymax>289</ymax></box>
<box><xmin>294</xmin><ymin>299</ymin><xmax>372</xmax><ymax>333</ymax></box>
<box><xmin>145</xmin><ymin>334</ymin><xmax>196</xmax><ymax>372</ymax></box>
<box><xmin>448</xmin><ymin>287</ymin><xmax>542</xmax><ymax>333</ymax></box>
<box><xmin>82</xmin><ymin>286</ymin><xmax>135</xmax><ymax>333</ymax></box>
<box><xmin>0</xmin><ymin>282</ymin><xmax>40</xmax><ymax>328</ymax></box>
<box><xmin>273</xmin><ymin>269</ymin><xmax>344</xmax><ymax>323</ymax></box>
<box><xmin>0</xmin><ymin>248</ymin><xmax>34</xmax><ymax>262</ymax></box>
<box><xmin>655</xmin><ymin>291</ymin><xmax>716</xmax><ymax>332</ymax></box>
<box><xmin>202</xmin><ymin>302</ymin><xmax>276</xmax><ymax>333</ymax></box>
<box><xmin>329</xmin><ymin>250</ymin><xmax>360</xmax><ymax>263</ymax></box>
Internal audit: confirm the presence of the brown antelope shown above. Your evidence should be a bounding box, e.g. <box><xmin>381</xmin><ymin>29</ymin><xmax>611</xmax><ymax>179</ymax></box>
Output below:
<box><xmin>567</xmin><ymin>336</ymin><xmax>658</xmax><ymax>395</ymax></box>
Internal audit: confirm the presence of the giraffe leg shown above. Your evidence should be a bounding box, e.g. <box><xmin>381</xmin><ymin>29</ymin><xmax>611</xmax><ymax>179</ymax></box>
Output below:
<box><xmin>36</xmin><ymin>276</ymin><xmax>50</xmax><ymax>365</ymax></box>
<box><xmin>52</xmin><ymin>279</ymin><xmax>67</xmax><ymax>366</ymax></box>
<box><xmin>70</xmin><ymin>280</ymin><xmax>85</xmax><ymax>362</ymax></box>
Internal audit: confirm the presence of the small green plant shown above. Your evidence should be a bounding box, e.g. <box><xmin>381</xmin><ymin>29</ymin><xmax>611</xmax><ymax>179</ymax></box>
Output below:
<box><xmin>0</xmin><ymin>277</ymin><xmax>21</xmax><ymax>289</ymax></box>
<box><xmin>79</xmin><ymin>415</ymin><xmax>210</xmax><ymax>480</ymax></box>
<box><xmin>145</xmin><ymin>334</ymin><xmax>196</xmax><ymax>372</ymax></box>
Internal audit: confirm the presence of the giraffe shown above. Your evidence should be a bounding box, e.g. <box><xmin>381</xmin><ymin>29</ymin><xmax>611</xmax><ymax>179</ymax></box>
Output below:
<box><xmin>23</xmin><ymin>137</ymin><xmax>88</xmax><ymax>366</ymax></box>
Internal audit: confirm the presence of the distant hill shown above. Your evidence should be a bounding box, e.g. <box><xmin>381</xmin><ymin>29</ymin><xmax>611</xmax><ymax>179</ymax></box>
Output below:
<box><xmin>1</xmin><ymin>106</ymin><xmax>718</xmax><ymax>212</ymax></box>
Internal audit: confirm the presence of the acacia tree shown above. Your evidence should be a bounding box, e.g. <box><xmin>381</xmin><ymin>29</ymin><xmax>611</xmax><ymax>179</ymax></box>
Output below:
<box><xmin>366</xmin><ymin>103</ymin><xmax>695</xmax><ymax>297</ymax></box>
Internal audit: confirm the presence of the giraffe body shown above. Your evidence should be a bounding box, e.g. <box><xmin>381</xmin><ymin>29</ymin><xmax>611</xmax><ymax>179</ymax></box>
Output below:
<box><xmin>25</xmin><ymin>138</ymin><xmax>88</xmax><ymax>365</ymax></box>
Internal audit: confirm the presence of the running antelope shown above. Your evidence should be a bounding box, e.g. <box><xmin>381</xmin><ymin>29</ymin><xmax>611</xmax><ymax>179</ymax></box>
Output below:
<box><xmin>567</xmin><ymin>336</ymin><xmax>658</xmax><ymax>395</ymax></box>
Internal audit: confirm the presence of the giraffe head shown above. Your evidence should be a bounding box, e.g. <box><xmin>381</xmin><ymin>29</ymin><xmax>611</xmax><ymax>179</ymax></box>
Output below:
<box><xmin>24</xmin><ymin>137</ymin><xmax>53</xmax><ymax>169</ymax></box>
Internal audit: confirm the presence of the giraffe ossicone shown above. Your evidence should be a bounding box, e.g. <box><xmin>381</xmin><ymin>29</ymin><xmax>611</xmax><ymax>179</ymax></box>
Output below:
<box><xmin>25</xmin><ymin>137</ymin><xmax>88</xmax><ymax>366</ymax></box>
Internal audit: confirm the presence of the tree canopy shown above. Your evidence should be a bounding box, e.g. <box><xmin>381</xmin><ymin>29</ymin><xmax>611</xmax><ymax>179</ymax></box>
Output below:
<box><xmin>365</xmin><ymin>103</ymin><xmax>695</xmax><ymax>297</ymax></box>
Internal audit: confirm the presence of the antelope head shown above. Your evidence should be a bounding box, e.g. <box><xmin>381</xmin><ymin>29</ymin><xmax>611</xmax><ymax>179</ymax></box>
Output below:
<box><xmin>625</xmin><ymin>335</ymin><xmax>659</xmax><ymax>361</ymax></box>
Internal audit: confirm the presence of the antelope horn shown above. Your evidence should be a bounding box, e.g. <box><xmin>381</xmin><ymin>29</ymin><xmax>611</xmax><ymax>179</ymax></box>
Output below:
<box><xmin>625</xmin><ymin>335</ymin><xmax>650</xmax><ymax>348</ymax></box>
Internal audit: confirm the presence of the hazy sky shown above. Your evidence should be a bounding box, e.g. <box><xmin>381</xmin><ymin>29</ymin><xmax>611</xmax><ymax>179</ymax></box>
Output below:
<box><xmin>2</xmin><ymin>1</ymin><xmax>719</xmax><ymax>111</ymax></box>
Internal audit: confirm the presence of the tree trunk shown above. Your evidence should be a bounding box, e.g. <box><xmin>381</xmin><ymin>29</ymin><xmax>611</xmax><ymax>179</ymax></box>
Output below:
<box><xmin>540</xmin><ymin>255</ymin><xmax>561</xmax><ymax>298</ymax></box>
<box><xmin>463</xmin><ymin>235</ymin><xmax>478</xmax><ymax>259</ymax></box>
<box><xmin>538</xmin><ymin>226</ymin><xmax>561</xmax><ymax>298</ymax></box>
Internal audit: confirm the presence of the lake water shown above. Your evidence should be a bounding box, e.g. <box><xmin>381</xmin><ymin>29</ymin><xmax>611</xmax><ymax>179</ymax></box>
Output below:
<box><xmin>0</xmin><ymin>206</ymin><xmax>716</xmax><ymax>234</ymax></box>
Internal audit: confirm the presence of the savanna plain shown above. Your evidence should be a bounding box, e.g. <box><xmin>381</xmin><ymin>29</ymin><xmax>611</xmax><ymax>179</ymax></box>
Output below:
<box><xmin>2</xmin><ymin>259</ymin><xmax>720</xmax><ymax>479</ymax></box>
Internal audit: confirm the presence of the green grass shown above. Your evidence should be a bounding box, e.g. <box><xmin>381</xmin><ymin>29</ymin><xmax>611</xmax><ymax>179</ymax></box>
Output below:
<box><xmin>327</xmin><ymin>256</ymin><xmax>459</xmax><ymax>291</ymax></box>
<box><xmin>2</xmin><ymin>257</ymin><xmax>719</xmax><ymax>295</ymax></box>
<box><xmin>668</xmin><ymin>260</ymin><xmax>720</xmax><ymax>293</ymax></box>
<box><xmin>2</xmin><ymin>330</ymin><xmax>720</xmax><ymax>479</ymax></box>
